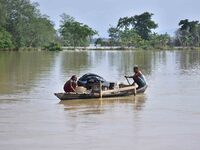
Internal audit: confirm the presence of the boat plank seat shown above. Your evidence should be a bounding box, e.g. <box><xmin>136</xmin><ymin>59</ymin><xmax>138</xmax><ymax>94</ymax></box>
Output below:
<box><xmin>101</xmin><ymin>85</ymin><xmax>136</xmax><ymax>95</ymax></box>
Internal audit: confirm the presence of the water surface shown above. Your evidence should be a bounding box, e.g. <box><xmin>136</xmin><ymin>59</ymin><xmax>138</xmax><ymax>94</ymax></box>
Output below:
<box><xmin>0</xmin><ymin>50</ymin><xmax>200</xmax><ymax>150</ymax></box>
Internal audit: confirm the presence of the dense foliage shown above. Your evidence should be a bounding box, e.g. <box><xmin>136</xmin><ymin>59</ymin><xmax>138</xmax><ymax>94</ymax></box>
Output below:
<box><xmin>59</xmin><ymin>14</ymin><xmax>97</xmax><ymax>48</ymax></box>
<box><xmin>43</xmin><ymin>42</ymin><xmax>62</xmax><ymax>51</ymax></box>
<box><xmin>0</xmin><ymin>0</ymin><xmax>56</xmax><ymax>49</ymax></box>
<box><xmin>99</xmin><ymin>12</ymin><xmax>170</xmax><ymax>49</ymax></box>
<box><xmin>117</xmin><ymin>12</ymin><xmax>158</xmax><ymax>40</ymax></box>
<box><xmin>0</xmin><ymin>27</ymin><xmax>13</xmax><ymax>49</ymax></box>
<box><xmin>175</xmin><ymin>19</ymin><xmax>200</xmax><ymax>47</ymax></box>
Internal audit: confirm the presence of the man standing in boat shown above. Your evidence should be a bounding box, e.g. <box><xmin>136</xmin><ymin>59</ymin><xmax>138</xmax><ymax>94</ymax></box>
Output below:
<box><xmin>125</xmin><ymin>66</ymin><xmax>147</xmax><ymax>89</ymax></box>
<box><xmin>63</xmin><ymin>75</ymin><xmax>77</xmax><ymax>93</ymax></box>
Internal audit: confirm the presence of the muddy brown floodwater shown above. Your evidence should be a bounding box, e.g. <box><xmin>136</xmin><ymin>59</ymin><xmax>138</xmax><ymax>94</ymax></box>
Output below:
<box><xmin>0</xmin><ymin>50</ymin><xmax>200</xmax><ymax>150</ymax></box>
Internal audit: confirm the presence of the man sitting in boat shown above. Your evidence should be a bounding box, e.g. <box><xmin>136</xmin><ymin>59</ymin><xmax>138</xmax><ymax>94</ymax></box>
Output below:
<box><xmin>125</xmin><ymin>66</ymin><xmax>147</xmax><ymax>89</ymax></box>
<box><xmin>63</xmin><ymin>75</ymin><xmax>77</xmax><ymax>93</ymax></box>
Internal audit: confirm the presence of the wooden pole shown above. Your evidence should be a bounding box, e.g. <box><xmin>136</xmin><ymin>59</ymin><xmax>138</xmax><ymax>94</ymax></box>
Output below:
<box><xmin>134</xmin><ymin>87</ymin><xmax>137</xmax><ymax>96</ymax></box>
<box><xmin>125</xmin><ymin>76</ymin><xmax>131</xmax><ymax>85</ymax></box>
<box><xmin>99</xmin><ymin>82</ymin><xmax>102</xmax><ymax>98</ymax></box>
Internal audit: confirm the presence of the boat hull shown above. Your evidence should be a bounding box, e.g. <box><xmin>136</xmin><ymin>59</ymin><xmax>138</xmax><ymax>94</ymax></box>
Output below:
<box><xmin>55</xmin><ymin>85</ymin><xmax>147</xmax><ymax>101</ymax></box>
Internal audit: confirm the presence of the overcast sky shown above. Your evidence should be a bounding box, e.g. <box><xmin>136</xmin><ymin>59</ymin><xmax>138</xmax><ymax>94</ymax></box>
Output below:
<box><xmin>31</xmin><ymin>0</ymin><xmax>200</xmax><ymax>37</ymax></box>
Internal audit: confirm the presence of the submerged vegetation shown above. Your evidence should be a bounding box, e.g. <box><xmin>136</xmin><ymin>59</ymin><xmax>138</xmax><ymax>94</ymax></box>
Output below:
<box><xmin>0</xmin><ymin>0</ymin><xmax>200</xmax><ymax>50</ymax></box>
<box><xmin>43</xmin><ymin>42</ymin><xmax>62</xmax><ymax>51</ymax></box>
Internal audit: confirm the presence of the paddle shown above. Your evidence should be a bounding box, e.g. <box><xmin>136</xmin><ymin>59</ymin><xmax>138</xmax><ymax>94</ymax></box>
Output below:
<box><xmin>125</xmin><ymin>76</ymin><xmax>131</xmax><ymax>85</ymax></box>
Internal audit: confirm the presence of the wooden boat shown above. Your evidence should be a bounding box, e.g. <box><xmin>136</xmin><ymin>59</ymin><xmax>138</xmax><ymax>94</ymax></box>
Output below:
<box><xmin>54</xmin><ymin>84</ymin><xmax>147</xmax><ymax>101</ymax></box>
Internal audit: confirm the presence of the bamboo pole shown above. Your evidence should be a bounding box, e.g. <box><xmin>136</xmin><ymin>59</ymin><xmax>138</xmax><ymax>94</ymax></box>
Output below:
<box><xmin>133</xmin><ymin>87</ymin><xmax>137</xmax><ymax>96</ymax></box>
<box><xmin>99</xmin><ymin>82</ymin><xmax>102</xmax><ymax>98</ymax></box>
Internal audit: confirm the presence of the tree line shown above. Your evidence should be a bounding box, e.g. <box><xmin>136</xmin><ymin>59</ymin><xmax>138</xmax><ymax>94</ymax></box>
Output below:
<box><xmin>1</xmin><ymin>0</ymin><xmax>200</xmax><ymax>50</ymax></box>
<box><xmin>96</xmin><ymin>13</ymin><xmax>200</xmax><ymax>49</ymax></box>
<box><xmin>0</xmin><ymin>0</ymin><xmax>57</xmax><ymax>49</ymax></box>
<box><xmin>97</xmin><ymin>12</ymin><xmax>170</xmax><ymax>50</ymax></box>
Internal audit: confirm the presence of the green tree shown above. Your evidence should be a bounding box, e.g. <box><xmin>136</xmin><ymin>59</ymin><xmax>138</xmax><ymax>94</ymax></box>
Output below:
<box><xmin>179</xmin><ymin>19</ymin><xmax>199</xmax><ymax>32</ymax></box>
<box><xmin>107</xmin><ymin>12</ymin><xmax>160</xmax><ymax>49</ymax></box>
<box><xmin>0</xmin><ymin>0</ymin><xmax>56</xmax><ymax>48</ymax></box>
<box><xmin>117</xmin><ymin>12</ymin><xmax>158</xmax><ymax>40</ymax></box>
<box><xmin>150</xmin><ymin>33</ymin><xmax>170</xmax><ymax>49</ymax></box>
<box><xmin>175</xmin><ymin>19</ymin><xmax>200</xmax><ymax>47</ymax></box>
<box><xmin>43</xmin><ymin>42</ymin><xmax>62</xmax><ymax>51</ymax></box>
<box><xmin>95</xmin><ymin>38</ymin><xmax>103</xmax><ymax>46</ymax></box>
<box><xmin>108</xmin><ymin>26</ymin><xmax>120</xmax><ymax>46</ymax></box>
<box><xmin>119</xmin><ymin>29</ymin><xmax>144</xmax><ymax>48</ymax></box>
<box><xmin>59</xmin><ymin>13</ymin><xmax>97</xmax><ymax>48</ymax></box>
<box><xmin>134</xmin><ymin>12</ymin><xmax>158</xmax><ymax>40</ymax></box>
<box><xmin>0</xmin><ymin>0</ymin><xmax>7</xmax><ymax>28</ymax></box>
<box><xmin>22</xmin><ymin>15</ymin><xmax>56</xmax><ymax>47</ymax></box>
<box><xmin>0</xmin><ymin>27</ymin><xmax>13</xmax><ymax>48</ymax></box>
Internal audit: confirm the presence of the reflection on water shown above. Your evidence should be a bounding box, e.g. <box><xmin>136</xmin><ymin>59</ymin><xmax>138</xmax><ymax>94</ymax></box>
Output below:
<box><xmin>59</xmin><ymin>94</ymin><xmax>146</xmax><ymax>114</ymax></box>
<box><xmin>176</xmin><ymin>50</ymin><xmax>200</xmax><ymax>72</ymax></box>
<box><xmin>0</xmin><ymin>51</ymin><xmax>56</xmax><ymax>94</ymax></box>
<box><xmin>0</xmin><ymin>50</ymin><xmax>200</xmax><ymax>150</ymax></box>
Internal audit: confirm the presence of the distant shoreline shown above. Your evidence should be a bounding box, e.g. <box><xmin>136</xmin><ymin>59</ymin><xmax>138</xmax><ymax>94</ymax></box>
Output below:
<box><xmin>62</xmin><ymin>46</ymin><xmax>200</xmax><ymax>51</ymax></box>
<box><xmin>62</xmin><ymin>46</ymin><xmax>134</xmax><ymax>51</ymax></box>
<box><xmin>1</xmin><ymin>46</ymin><xmax>200</xmax><ymax>51</ymax></box>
